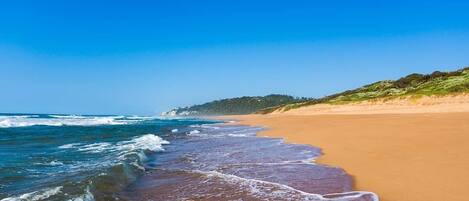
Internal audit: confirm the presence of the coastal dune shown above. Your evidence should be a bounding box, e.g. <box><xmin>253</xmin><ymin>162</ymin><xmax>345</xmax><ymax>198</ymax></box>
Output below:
<box><xmin>275</xmin><ymin>94</ymin><xmax>469</xmax><ymax>115</ymax></box>
<box><xmin>226</xmin><ymin>95</ymin><xmax>469</xmax><ymax>201</ymax></box>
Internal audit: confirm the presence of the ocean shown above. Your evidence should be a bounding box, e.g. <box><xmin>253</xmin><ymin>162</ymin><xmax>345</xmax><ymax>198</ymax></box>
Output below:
<box><xmin>0</xmin><ymin>113</ymin><xmax>377</xmax><ymax>201</ymax></box>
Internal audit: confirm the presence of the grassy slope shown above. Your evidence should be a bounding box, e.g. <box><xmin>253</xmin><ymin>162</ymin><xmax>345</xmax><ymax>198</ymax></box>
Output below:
<box><xmin>258</xmin><ymin>67</ymin><xmax>469</xmax><ymax>114</ymax></box>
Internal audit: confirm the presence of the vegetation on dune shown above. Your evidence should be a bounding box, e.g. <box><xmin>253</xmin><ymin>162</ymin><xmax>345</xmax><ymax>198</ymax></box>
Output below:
<box><xmin>257</xmin><ymin>67</ymin><xmax>469</xmax><ymax>113</ymax></box>
<box><xmin>164</xmin><ymin>94</ymin><xmax>309</xmax><ymax>116</ymax></box>
<box><xmin>165</xmin><ymin>67</ymin><xmax>469</xmax><ymax>116</ymax></box>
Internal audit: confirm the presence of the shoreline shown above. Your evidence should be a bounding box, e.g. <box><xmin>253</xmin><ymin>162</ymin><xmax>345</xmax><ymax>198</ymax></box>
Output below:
<box><xmin>119</xmin><ymin>123</ymin><xmax>378</xmax><ymax>201</ymax></box>
<box><xmin>218</xmin><ymin>104</ymin><xmax>469</xmax><ymax>201</ymax></box>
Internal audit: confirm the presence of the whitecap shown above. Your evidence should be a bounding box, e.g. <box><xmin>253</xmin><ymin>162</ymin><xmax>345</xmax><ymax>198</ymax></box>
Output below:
<box><xmin>58</xmin><ymin>143</ymin><xmax>82</xmax><ymax>149</ymax></box>
<box><xmin>0</xmin><ymin>115</ymin><xmax>136</xmax><ymax>128</ymax></box>
<box><xmin>49</xmin><ymin>115</ymin><xmax>86</xmax><ymax>119</ymax></box>
<box><xmin>116</xmin><ymin>134</ymin><xmax>170</xmax><ymax>153</ymax></box>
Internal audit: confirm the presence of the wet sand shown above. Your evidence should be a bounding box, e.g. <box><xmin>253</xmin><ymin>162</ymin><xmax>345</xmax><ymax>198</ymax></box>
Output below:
<box><xmin>224</xmin><ymin>112</ymin><xmax>469</xmax><ymax>201</ymax></box>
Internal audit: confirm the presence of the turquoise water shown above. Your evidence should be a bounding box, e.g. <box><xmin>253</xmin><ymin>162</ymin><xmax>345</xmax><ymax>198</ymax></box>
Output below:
<box><xmin>0</xmin><ymin>113</ymin><xmax>214</xmax><ymax>200</ymax></box>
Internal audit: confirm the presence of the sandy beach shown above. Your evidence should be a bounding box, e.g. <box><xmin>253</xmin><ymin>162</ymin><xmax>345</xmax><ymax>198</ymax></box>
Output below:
<box><xmin>223</xmin><ymin>96</ymin><xmax>469</xmax><ymax>201</ymax></box>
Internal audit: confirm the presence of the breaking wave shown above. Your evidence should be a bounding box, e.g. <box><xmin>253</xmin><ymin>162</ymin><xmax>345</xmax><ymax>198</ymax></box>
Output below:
<box><xmin>3</xmin><ymin>133</ymin><xmax>170</xmax><ymax>201</ymax></box>
<box><xmin>0</xmin><ymin>115</ymin><xmax>141</xmax><ymax>128</ymax></box>
<box><xmin>1</xmin><ymin>186</ymin><xmax>63</xmax><ymax>201</ymax></box>
<box><xmin>60</xmin><ymin>134</ymin><xmax>169</xmax><ymax>155</ymax></box>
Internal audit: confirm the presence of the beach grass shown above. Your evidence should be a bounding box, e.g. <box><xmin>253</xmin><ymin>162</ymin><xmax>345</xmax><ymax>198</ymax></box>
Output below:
<box><xmin>259</xmin><ymin>67</ymin><xmax>469</xmax><ymax>113</ymax></box>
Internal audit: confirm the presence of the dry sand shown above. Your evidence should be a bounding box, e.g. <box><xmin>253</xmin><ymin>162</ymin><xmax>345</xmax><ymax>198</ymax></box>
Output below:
<box><xmin>221</xmin><ymin>95</ymin><xmax>469</xmax><ymax>201</ymax></box>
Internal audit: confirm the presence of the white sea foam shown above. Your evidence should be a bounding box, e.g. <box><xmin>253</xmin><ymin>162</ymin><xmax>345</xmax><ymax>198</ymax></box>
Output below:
<box><xmin>0</xmin><ymin>119</ymin><xmax>37</xmax><ymax>128</ymax></box>
<box><xmin>1</xmin><ymin>186</ymin><xmax>63</xmax><ymax>201</ymax></box>
<box><xmin>227</xmin><ymin>133</ymin><xmax>249</xmax><ymax>137</ymax></box>
<box><xmin>171</xmin><ymin>129</ymin><xmax>178</xmax><ymax>133</ymax></box>
<box><xmin>125</xmin><ymin>116</ymin><xmax>159</xmax><ymax>120</ymax></box>
<box><xmin>116</xmin><ymin>134</ymin><xmax>170</xmax><ymax>153</ymax></box>
<box><xmin>189</xmin><ymin>130</ymin><xmax>200</xmax><ymax>134</ymax></box>
<box><xmin>0</xmin><ymin>115</ymin><xmax>138</xmax><ymax>128</ymax></box>
<box><xmin>67</xmin><ymin>134</ymin><xmax>169</xmax><ymax>155</ymax></box>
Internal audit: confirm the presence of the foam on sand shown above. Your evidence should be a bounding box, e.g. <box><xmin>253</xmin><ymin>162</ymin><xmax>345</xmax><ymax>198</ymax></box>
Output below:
<box><xmin>198</xmin><ymin>170</ymin><xmax>378</xmax><ymax>201</ymax></box>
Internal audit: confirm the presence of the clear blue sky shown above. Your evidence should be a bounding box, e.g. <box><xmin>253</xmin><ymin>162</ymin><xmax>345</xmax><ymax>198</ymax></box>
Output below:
<box><xmin>1</xmin><ymin>0</ymin><xmax>469</xmax><ymax>115</ymax></box>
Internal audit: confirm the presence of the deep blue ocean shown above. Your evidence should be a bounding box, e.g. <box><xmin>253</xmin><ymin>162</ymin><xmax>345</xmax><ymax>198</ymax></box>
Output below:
<box><xmin>0</xmin><ymin>113</ymin><xmax>377</xmax><ymax>201</ymax></box>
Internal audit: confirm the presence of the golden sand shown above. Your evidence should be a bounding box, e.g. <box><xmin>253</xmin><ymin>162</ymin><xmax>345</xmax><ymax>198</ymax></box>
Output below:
<box><xmin>221</xmin><ymin>97</ymin><xmax>469</xmax><ymax>201</ymax></box>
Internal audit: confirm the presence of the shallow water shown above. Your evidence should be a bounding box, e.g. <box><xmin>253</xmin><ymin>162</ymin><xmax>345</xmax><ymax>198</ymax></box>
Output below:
<box><xmin>118</xmin><ymin>124</ymin><xmax>378</xmax><ymax>201</ymax></box>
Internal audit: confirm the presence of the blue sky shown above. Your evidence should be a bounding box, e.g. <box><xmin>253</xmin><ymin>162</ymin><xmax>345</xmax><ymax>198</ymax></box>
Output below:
<box><xmin>1</xmin><ymin>1</ymin><xmax>469</xmax><ymax>115</ymax></box>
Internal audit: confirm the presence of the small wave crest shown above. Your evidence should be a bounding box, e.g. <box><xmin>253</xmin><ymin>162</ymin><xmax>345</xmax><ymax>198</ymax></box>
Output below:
<box><xmin>0</xmin><ymin>115</ymin><xmax>39</xmax><ymax>119</ymax></box>
<box><xmin>187</xmin><ymin>129</ymin><xmax>207</xmax><ymax>137</ymax></box>
<box><xmin>33</xmin><ymin>160</ymin><xmax>64</xmax><ymax>166</ymax></box>
<box><xmin>117</xmin><ymin>134</ymin><xmax>170</xmax><ymax>153</ymax></box>
<box><xmin>61</xmin><ymin>134</ymin><xmax>169</xmax><ymax>155</ymax></box>
<box><xmin>124</xmin><ymin>116</ymin><xmax>159</xmax><ymax>120</ymax></box>
<box><xmin>77</xmin><ymin>142</ymin><xmax>112</xmax><ymax>153</ymax></box>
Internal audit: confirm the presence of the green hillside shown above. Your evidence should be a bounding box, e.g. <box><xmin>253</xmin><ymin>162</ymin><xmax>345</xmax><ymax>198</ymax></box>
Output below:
<box><xmin>163</xmin><ymin>94</ymin><xmax>309</xmax><ymax>116</ymax></box>
<box><xmin>258</xmin><ymin>67</ymin><xmax>469</xmax><ymax>114</ymax></box>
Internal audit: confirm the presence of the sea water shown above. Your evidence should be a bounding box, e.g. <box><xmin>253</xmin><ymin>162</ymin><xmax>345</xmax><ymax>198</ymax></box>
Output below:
<box><xmin>0</xmin><ymin>113</ymin><xmax>377</xmax><ymax>201</ymax></box>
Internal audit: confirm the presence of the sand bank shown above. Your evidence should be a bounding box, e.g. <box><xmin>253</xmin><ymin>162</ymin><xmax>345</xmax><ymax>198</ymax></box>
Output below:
<box><xmin>274</xmin><ymin>94</ymin><xmax>469</xmax><ymax>115</ymax></box>
<box><xmin>222</xmin><ymin>96</ymin><xmax>469</xmax><ymax>201</ymax></box>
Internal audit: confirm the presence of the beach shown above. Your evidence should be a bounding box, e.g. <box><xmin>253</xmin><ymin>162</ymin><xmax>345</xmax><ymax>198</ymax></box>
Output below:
<box><xmin>224</xmin><ymin>97</ymin><xmax>469</xmax><ymax>201</ymax></box>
